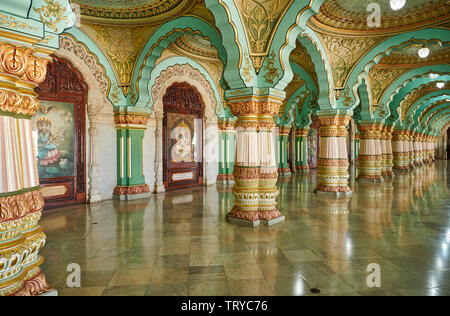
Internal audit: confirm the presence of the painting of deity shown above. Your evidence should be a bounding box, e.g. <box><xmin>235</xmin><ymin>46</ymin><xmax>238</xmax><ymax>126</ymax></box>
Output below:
<box><xmin>166</xmin><ymin>113</ymin><xmax>201</xmax><ymax>164</ymax></box>
<box><xmin>32</xmin><ymin>100</ymin><xmax>75</xmax><ymax>179</ymax></box>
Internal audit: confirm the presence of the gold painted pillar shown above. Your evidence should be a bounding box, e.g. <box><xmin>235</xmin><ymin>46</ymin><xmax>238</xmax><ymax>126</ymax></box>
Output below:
<box><xmin>314</xmin><ymin>112</ymin><xmax>352</xmax><ymax>196</ymax></box>
<box><xmin>381</xmin><ymin>125</ymin><xmax>394</xmax><ymax>177</ymax></box>
<box><xmin>413</xmin><ymin>132</ymin><xmax>423</xmax><ymax>167</ymax></box>
<box><xmin>227</xmin><ymin>91</ymin><xmax>285</xmax><ymax>226</ymax></box>
<box><xmin>357</xmin><ymin>123</ymin><xmax>384</xmax><ymax>182</ymax></box>
<box><xmin>392</xmin><ymin>129</ymin><xmax>409</xmax><ymax>171</ymax></box>
<box><xmin>295</xmin><ymin>128</ymin><xmax>310</xmax><ymax>173</ymax></box>
<box><xmin>0</xmin><ymin>43</ymin><xmax>53</xmax><ymax>296</ymax></box>
<box><xmin>407</xmin><ymin>131</ymin><xmax>415</xmax><ymax>169</ymax></box>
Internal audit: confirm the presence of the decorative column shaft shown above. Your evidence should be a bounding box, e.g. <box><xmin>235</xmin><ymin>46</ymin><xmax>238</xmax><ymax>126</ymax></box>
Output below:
<box><xmin>154</xmin><ymin>111</ymin><xmax>165</xmax><ymax>193</ymax></box>
<box><xmin>227</xmin><ymin>93</ymin><xmax>285</xmax><ymax>226</ymax></box>
<box><xmin>113</xmin><ymin>113</ymin><xmax>151</xmax><ymax>200</ymax></box>
<box><xmin>413</xmin><ymin>133</ymin><xmax>423</xmax><ymax>167</ymax></box>
<box><xmin>381</xmin><ymin>125</ymin><xmax>394</xmax><ymax>176</ymax></box>
<box><xmin>314</xmin><ymin>112</ymin><xmax>352</xmax><ymax>196</ymax></box>
<box><xmin>294</xmin><ymin>128</ymin><xmax>309</xmax><ymax>173</ymax></box>
<box><xmin>217</xmin><ymin>120</ymin><xmax>236</xmax><ymax>184</ymax></box>
<box><xmin>0</xmin><ymin>43</ymin><xmax>52</xmax><ymax>296</ymax></box>
<box><xmin>357</xmin><ymin>123</ymin><xmax>384</xmax><ymax>182</ymax></box>
<box><xmin>407</xmin><ymin>131</ymin><xmax>415</xmax><ymax>169</ymax></box>
<box><xmin>277</xmin><ymin>126</ymin><xmax>291</xmax><ymax>176</ymax></box>
<box><xmin>88</xmin><ymin>124</ymin><xmax>102</xmax><ymax>203</ymax></box>
<box><xmin>354</xmin><ymin>132</ymin><xmax>360</xmax><ymax>162</ymax></box>
<box><xmin>392</xmin><ymin>129</ymin><xmax>410</xmax><ymax>171</ymax></box>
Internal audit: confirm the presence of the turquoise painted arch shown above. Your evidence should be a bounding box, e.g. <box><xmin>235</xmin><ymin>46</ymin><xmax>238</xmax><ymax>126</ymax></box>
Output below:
<box><xmin>203</xmin><ymin>0</ymin><xmax>252</xmax><ymax>88</ymax></box>
<box><xmin>276</xmin><ymin>63</ymin><xmax>317</xmax><ymax>126</ymax></box>
<box><xmin>263</xmin><ymin>0</ymin><xmax>325</xmax><ymax>90</ymax></box>
<box><xmin>410</xmin><ymin>94</ymin><xmax>450</xmax><ymax>131</ymax></box>
<box><xmin>387</xmin><ymin>74</ymin><xmax>450</xmax><ymax>127</ymax></box>
<box><xmin>354</xmin><ymin>76</ymin><xmax>375</xmax><ymax>122</ymax></box>
<box><xmin>344</xmin><ymin>28</ymin><xmax>450</xmax><ymax>106</ymax></box>
<box><xmin>424</xmin><ymin>105</ymin><xmax>450</xmax><ymax>129</ymax></box>
<box><xmin>132</xmin><ymin>16</ymin><xmax>238</xmax><ymax>108</ymax></box>
<box><xmin>380</xmin><ymin>65</ymin><xmax>450</xmax><ymax>124</ymax></box>
<box><xmin>433</xmin><ymin>113</ymin><xmax>450</xmax><ymax>134</ymax></box>
<box><xmin>63</xmin><ymin>27</ymin><xmax>122</xmax><ymax>104</ymax></box>
<box><xmin>424</xmin><ymin>108</ymin><xmax>450</xmax><ymax>135</ymax></box>
<box><xmin>295</xmin><ymin>27</ymin><xmax>335</xmax><ymax>110</ymax></box>
<box><xmin>145</xmin><ymin>56</ymin><xmax>226</xmax><ymax>119</ymax></box>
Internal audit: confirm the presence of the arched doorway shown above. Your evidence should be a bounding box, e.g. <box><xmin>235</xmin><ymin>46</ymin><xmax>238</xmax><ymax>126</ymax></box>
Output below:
<box><xmin>163</xmin><ymin>82</ymin><xmax>204</xmax><ymax>190</ymax></box>
<box><xmin>33</xmin><ymin>56</ymin><xmax>87</xmax><ymax>209</ymax></box>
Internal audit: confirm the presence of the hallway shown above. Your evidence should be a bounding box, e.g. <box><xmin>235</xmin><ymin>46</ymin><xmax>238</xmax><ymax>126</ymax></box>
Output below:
<box><xmin>40</xmin><ymin>161</ymin><xmax>450</xmax><ymax>296</ymax></box>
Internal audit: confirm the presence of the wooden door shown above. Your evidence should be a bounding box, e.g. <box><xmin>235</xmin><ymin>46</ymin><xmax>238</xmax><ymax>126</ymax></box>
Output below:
<box><xmin>33</xmin><ymin>56</ymin><xmax>87</xmax><ymax>209</ymax></box>
<box><xmin>163</xmin><ymin>83</ymin><xmax>204</xmax><ymax>190</ymax></box>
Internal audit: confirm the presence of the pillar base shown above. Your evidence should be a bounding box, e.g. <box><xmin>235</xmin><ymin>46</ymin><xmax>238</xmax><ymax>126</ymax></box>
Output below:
<box><xmin>277</xmin><ymin>168</ymin><xmax>291</xmax><ymax>177</ymax></box>
<box><xmin>357</xmin><ymin>175</ymin><xmax>384</xmax><ymax>183</ymax></box>
<box><xmin>217</xmin><ymin>174</ymin><xmax>234</xmax><ymax>185</ymax></box>
<box><xmin>227</xmin><ymin>207</ymin><xmax>285</xmax><ymax>227</ymax></box>
<box><xmin>314</xmin><ymin>186</ymin><xmax>352</xmax><ymax>197</ymax></box>
<box><xmin>227</xmin><ymin>214</ymin><xmax>285</xmax><ymax>227</ymax></box>
<box><xmin>38</xmin><ymin>289</ymin><xmax>58</xmax><ymax>296</ymax></box>
<box><xmin>113</xmin><ymin>184</ymin><xmax>151</xmax><ymax>201</ymax></box>
<box><xmin>295</xmin><ymin>166</ymin><xmax>310</xmax><ymax>173</ymax></box>
<box><xmin>382</xmin><ymin>171</ymin><xmax>395</xmax><ymax>177</ymax></box>
<box><xmin>88</xmin><ymin>194</ymin><xmax>103</xmax><ymax>204</ymax></box>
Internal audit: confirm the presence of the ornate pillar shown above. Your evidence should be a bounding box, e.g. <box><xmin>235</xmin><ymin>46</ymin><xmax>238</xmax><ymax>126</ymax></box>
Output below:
<box><xmin>277</xmin><ymin>125</ymin><xmax>291</xmax><ymax>176</ymax></box>
<box><xmin>407</xmin><ymin>131</ymin><xmax>415</xmax><ymax>169</ymax></box>
<box><xmin>357</xmin><ymin>122</ymin><xmax>384</xmax><ymax>182</ymax></box>
<box><xmin>314</xmin><ymin>111</ymin><xmax>352</xmax><ymax>196</ymax></box>
<box><xmin>217</xmin><ymin>120</ymin><xmax>236</xmax><ymax>184</ymax></box>
<box><xmin>87</xmin><ymin>123</ymin><xmax>102</xmax><ymax>203</ymax></box>
<box><xmin>113</xmin><ymin>112</ymin><xmax>151</xmax><ymax>200</ymax></box>
<box><xmin>381</xmin><ymin>125</ymin><xmax>394</xmax><ymax>177</ymax></box>
<box><xmin>354</xmin><ymin>132</ymin><xmax>360</xmax><ymax>162</ymax></box>
<box><xmin>0</xmin><ymin>44</ymin><xmax>52</xmax><ymax>296</ymax></box>
<box><xmin>294</xmin><ymin>128</ymin><xmax>309</xmax><ymax>173</ymax></box>
<box><xmin>413</xmin><ymin>132</ymin><xmax>423</xmax><ymax>167</ymax></box>
<box><xmin>153</xmin><ymin>111</ymin><xmax>165</xmax><ymax>194</ymax></box>
<box><xmin>226</xmin><ymin>90</ymin><xmax>285</xmax><ymax>226</ymax></box>
<box><xmin>392</xmin><ymin>129</ymin><xmax>409</xmax><ymax>171</ymax></box>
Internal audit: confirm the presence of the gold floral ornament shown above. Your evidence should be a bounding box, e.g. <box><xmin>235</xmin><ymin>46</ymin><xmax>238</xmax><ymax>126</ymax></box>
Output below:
<box><xmin>33</xmin><ymin>0</ymin><xmax>68</xmax><ymax>33</ymax></box>
<box><xmin>0</xmin><ymin>13</ymin><xmax>39</xmax><ymax>31</ymax></box>
<box><xmin>264</xmin><ymin>51</ymin><xmax>279</xmax><ymax>84</ymax></box>
<box><xmin>241</xmin><ymin>51</ymin><xmax>254</xmax><ymax>84</ymax></box>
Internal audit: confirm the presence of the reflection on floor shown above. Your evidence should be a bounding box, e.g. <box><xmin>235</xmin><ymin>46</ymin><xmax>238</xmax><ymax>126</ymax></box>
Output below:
<box><xmin>40</xmin><ymin>161</ymin><xmax>450</xmax><ymax>296</ymax></box>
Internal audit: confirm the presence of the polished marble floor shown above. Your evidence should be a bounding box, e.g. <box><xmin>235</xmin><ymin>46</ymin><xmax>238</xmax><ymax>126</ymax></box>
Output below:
<box><xmin>40</xmin><ymin>161</ymin><xmax>450</xmax><ymax>296</ymax></box>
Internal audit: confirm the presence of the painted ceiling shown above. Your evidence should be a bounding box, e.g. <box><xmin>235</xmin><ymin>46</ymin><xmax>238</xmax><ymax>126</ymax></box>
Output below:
<box><xmin>311</xmin><ymin>0</ymin><xmax>450</xmax><ymax>34</ymax></box>
<box><xmin>378</xmin><ymin>41</ymin><xmax>450</xmax><ymax>66</ymax></box>
<box><xmin>71</xmin><ymin>0</ymin><xmax>196</xmax><ymax>22</ymax></box>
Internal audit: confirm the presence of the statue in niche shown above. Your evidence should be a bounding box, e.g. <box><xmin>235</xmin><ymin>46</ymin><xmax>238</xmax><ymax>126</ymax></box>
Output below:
<box><xmin>171</xmin><ymin>121</ymin><xmax>193</xmax><ymax>163</ymax></box>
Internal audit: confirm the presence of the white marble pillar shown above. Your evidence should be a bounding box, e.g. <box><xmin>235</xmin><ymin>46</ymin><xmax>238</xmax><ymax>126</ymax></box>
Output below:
<box><xmin>154</xmin><ymin>111</ymin><xmax>166</xmax><ymax>194</ymax></box>
<box><xmin>88</xmin><ymin>123</ymin><xmax>102</xmax><ymax>203</ymax></box>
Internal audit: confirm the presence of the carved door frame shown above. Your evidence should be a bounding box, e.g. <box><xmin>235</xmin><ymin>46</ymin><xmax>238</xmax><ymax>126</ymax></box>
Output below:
<box><xmin>162</xmin><ymin>82</ymin><xmax>204</xmax><ymax>190</ymax></box>
<box><xmin>34</xmin><ymin>56</ymin><xmax>87</xmax><ymax>209</ymax></box>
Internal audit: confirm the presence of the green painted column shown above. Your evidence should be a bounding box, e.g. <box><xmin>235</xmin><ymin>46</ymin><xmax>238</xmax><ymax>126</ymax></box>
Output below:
<box><xmin>278</xmin><ymin>126</ymin><xmax>291</xmax><ymax>176</ymax></box>
<box><xmin>113</xmin><ymin>112</ymin><xmax>151</xmax><ymax>200</ymax></box>
<box><xmin>295</xmin><ymin>128</ymin><xmax>309</xmax><ymax>173</ymax></box>
<box><xmin>355</xmin><ymin>132</ymin><xmax>360</xmax><ymax>161</ymax></box>
<box><xmin>217</xmin><ymin>120</ymin><xmax>236</xmax><ymax>184</ymax></box>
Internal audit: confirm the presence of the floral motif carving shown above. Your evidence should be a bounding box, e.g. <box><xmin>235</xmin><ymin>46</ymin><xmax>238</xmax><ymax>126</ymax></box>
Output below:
<box><xmin>318</xmin><ymin>34</ymin><xmax>384</xmax><ymax>88</ymax></box>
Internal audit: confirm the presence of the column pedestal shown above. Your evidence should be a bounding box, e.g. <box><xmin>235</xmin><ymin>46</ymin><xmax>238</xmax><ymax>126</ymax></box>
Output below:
<box><xmin>314</xmin><ymin>112</ymin><xmax>352</xmax><ymax>197</ymax></box>
<box><xmin>113</xmin><ymin>112</ymin><xmax>151</xmax><ymax>200</ymax></box>
<box><xmin>226</xmin><ymin>93</ymin><xmax>285</xmax><ymax>226</ymax></box>
<box><xmin>295</xmin><ymin>128</ymin><xmax>310</xmax><ymax>173</ymax></box>
<box><xmin>381</xmin><ymin>125</ymin><xmax>394</xmax><ymax>177</ymax></box>
<box><xmin>357</xmin><ymin>123</ymin><xmax>384</xmax><ymax>182</ymax></box>
<box><xmin>217</xmin><ymin>120</ymin><xmax>236</xmax><ymax>185</ymax></box>
<box><xmin>277</xmin><ymin>126</ymin><xmax>292</xmax><ymax>177</ymax></box>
